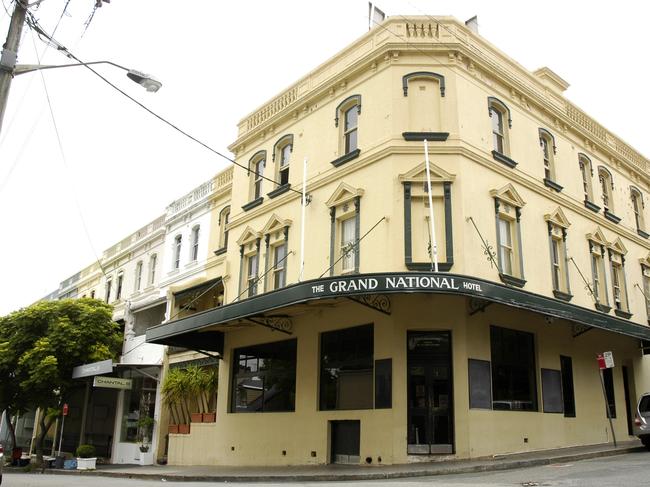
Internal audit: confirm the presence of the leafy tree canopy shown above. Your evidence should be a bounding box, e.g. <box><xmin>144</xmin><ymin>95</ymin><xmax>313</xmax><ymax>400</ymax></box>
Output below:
<box><xmin>0</xmin><ymin>298</ymin><xmax>122</xmax><ymax>412</ymax></box>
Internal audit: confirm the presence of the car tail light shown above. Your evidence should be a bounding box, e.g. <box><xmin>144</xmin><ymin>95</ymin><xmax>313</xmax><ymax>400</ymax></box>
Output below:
<box><xmin>635</xmin><ymin>415</ymin><xmax>642</xmax><ymax>426</ymax></box>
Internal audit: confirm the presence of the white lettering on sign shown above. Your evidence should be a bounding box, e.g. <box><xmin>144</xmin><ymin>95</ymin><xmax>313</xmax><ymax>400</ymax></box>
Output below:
<box><xmin>603</xmin><ymin>351</ymin><xmax>615</xmax><ymax>369</ymax></box>
<box><xmin>329</xmin><ymin>278</ymin><xmax>379</xmax><ymax>293</ymax></box>
<box><xmin>463</xmin><ymin>281</ymin><xmax>483</xmax><ymax>292</ymax></box>
<box><xmin>312</xmin><ymin>285</ymin><xmax>325</xmax><ymax>293</ymax></box>
<box><xmin>385</xmin><ymin>276</ymin><xmax>460</xmax><ymax>290</ymax></box>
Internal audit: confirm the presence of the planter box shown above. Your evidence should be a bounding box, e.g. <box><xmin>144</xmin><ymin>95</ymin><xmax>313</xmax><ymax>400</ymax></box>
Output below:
<box><xmin>138</xmin><ymin>450</ymin><xmax>154</xmax><ymax>465</ymax></box>
<box><xmin>190</xmin><ymin>412</ymin><xmax>203</xmax><ymax>423</ymax></box>
<box><xmin>168</xmin><ymin>424</ymin><xmax>179</xmax><ymax>434</ymax></box>
<box><xmin>178</xmin><ymin>423</ymin><xmax>190</xmax><ymax>434</ymax></box>
<box><xmin>202</xmin><ymin>412</ymin><xmax>216</xmax><ymax>423</ymax></box>
<box><xmin>76</xmin><ymin>457</ymin><xmax>97</xmax><ymax>470</ymax></box>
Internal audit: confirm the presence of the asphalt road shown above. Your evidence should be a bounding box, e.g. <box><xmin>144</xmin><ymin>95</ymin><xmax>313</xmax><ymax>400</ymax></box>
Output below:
<box><xmin>2</xmin><ymin>451</ymin><xmax>650</xmax><ymax>486</ymax></box>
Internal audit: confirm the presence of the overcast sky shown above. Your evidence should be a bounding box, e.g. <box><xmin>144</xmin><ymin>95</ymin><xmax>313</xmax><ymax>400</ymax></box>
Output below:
<box><xmin>0</xmin><ymin>0</ymin><xmax>648</xmax><ymax>315</ymax></box>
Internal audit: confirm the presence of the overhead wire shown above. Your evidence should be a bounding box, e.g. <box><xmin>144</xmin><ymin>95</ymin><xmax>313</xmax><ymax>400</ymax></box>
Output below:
<box><xmin>24</xmin><ymin>12</ymin><xmax>307</xmax><ymax>200</ymax></box>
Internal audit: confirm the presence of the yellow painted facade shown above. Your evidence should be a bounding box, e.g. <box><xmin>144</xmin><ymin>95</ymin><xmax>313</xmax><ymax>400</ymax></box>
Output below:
<box><xmin>154</xmin><ymin>16</ymin><xmax>650</xmax><ymax>466</ymax></box>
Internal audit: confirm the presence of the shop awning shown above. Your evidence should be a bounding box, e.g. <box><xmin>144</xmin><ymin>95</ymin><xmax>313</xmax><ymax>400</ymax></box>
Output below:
<box><xmin>146</xmin><ymin>272</ymin><xmax>650</xmax><ymax>347</ymax></box>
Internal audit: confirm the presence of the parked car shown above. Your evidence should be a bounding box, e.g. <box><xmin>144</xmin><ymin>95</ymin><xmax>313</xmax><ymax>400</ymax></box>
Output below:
<box><xmin>634</xmin><ymin>392</ymin><xmax>650</xmax><ymax>450</ymax></box>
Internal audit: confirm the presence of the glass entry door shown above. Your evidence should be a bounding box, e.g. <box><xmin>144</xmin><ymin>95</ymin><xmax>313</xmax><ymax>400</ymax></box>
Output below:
<box><xmin>407</xmin><ymin>331</ymin><xmax>453</xmax><ymax>454</ymax></box>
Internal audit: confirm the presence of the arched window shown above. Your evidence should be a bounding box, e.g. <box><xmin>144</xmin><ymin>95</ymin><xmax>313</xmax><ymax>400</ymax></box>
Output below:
<box><xmin>148</xmin><ymin>254</ymin><xmax>157</xmax><ymax>285</ymax></box>
<box><xmin>216</xmin><ymin>206</ymin><xmax>230</xmax><ymax>254</ymax></box>
<box><xmin>578</xmin><ymin>154</ymin><xmax>595</xmax><ymax>207</ymax></box>
<box><xmin>243</xmin><ymin>151</ymin><xmax>266</xmax><ymax>211</ymax></box>
<box><xmin>190</xmin><ymin>225</ymin><xmax>200</xmax><ymax>261</ymax></box>
<box><xmin>631</xmin><ymin>187</ymin><xmax>647</xmax><ymax>236</ymax></box>
<box><xmin>134</xmin><ymin>261</ymin><xmax>143</xmax><ymax>291</ymax></box>
<box><xmin>539</xmin><ymin>128</ymin><xmax>559</xmax><ymax>191</ymax></box>
<box><xmin>597</xmin><ymin>167</ymin><xmax>620</xmax><ymax>223</ymax></box>
<box><xmin>269</xmin><ymin>135</ymin><xmax>293</xmax><ymax>198</ymax></box>
<box><xmin>488</xmin><ymin>97</ymin><xmax>515</xmax><ymax>167</ymax></box>
<box><xmin>331</xmin><ymin>95</ymin><xmax>362</xmax><ymax>167</ymax></box>
<box><xmin>173</xmin><ymin>234</ymin><xmax>182</xmax><ymax>269</ymax></box>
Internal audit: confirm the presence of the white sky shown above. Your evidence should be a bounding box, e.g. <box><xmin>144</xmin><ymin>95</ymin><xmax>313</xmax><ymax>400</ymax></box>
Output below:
<box><xmin>0</xmin><ymin>0</ymin><xmax>648</xmax><ymax>315</ymax></box>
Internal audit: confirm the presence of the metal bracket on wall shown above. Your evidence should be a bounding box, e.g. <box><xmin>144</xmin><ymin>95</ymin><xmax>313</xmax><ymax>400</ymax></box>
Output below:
<box><xmin>347</xmin><ymin>294</ymin><xmax>391</xmax><ymax>315</ymax></box>
<box><xmin>191</xmin><ymin>349</ymin><xmax>222</xmax><ymax>360</ymax></box>
<box><xmin>571</xmin><ymin>322</ymin><xmax>592</xmax><ymax>338</ymax></box>
<box><xmin>468</xmin><ymin>297</ymin><xmax>492</xmax><ymax>316</ymax></box>
<box><xmin>246</xmin><ymin>315</ymin><xmax>293</xmax><ymax>334</ymax></box>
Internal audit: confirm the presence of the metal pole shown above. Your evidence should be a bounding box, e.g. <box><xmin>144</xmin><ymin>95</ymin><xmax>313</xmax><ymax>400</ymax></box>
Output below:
<box><xmin>599</xmin><ymin>368</ymin><xmax>617</xmax><ymax>447</ymax></box>
<box><xmin>423</xmin><ymin>139</ymin><xmax>439</xmax><ymax>272</ymax></box>
<box><xmin>57</xmin><ymin>414</ymin><xmax>65</xmax><ymax>456</ymax></box>
<box><xmin>299</xmin><ymin>157</ymin><xmax>308</xmax><ymax>282</ymax></box>
<box><xmin>78</xmin><ymin>380</ymin><xmax>91</xmax><ymax>448</ymax></box>
<box><xmin>0</xmin><ymin>0</ymin><xmax>27</xmax><ymax>138</ymax></box>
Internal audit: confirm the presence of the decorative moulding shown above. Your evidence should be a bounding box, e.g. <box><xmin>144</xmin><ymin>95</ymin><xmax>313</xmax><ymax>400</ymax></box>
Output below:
<box><xmin>331</xmin><ymin>148</ymin><xmax>361</xmax><ymax>168</ymax></box>
<box><xmin>241</xmin><ymin>197</ymin><xmax>263</xmax><ymax>212</ymax></box>
<box><xmin>584</xmin><ymin>200</ymin><xmax>601</xmax><ymax>213</ymax></box>
<box><xmin>491</xmin><ymin>150</ymin><xmax>517</xmax><ymax>168</ymax></box>
<box><xmin>402</xmin><ymin>132</ymin><xmax>449</xmax><ymax>142</ymax></box>
<box><xmin>543</xmin><ymin>178</ymin><xmax>563</xmax><ymax>193</ymax></box>
<box><xmin>604</xmin><ymin>209</ymin><xmax>621</xmax><ymax>224</ymax></box>
<box><xmin>498</xmin><ymin>273</ymin><xmax>526</xmax><ymax>288</ymax></box>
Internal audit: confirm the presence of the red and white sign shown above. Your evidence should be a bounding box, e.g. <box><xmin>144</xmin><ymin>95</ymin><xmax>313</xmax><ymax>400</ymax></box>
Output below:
<box><xmin>597</xmin><ymin>351</ymin><xmax>615</xmax><ymax>369</ymax></box>
<box><xmin>62</xmin><ymin>403</ymin><xmax>69</xmax><ymax>416</ymax></box>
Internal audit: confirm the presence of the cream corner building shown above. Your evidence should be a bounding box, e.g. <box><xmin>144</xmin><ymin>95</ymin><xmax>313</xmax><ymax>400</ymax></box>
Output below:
<box><xmin>140</xmin><ymin>15</ymin><xmax>650</xmax><ymax>465</ymax></box>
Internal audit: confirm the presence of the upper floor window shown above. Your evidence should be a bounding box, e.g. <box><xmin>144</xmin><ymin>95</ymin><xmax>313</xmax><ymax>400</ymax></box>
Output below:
<box><xmin>587</xmin><ymin>228</ymin><xmax>609</xmax><ymax>312</ymax></box>
<box><xmin>631</xmin><ymin>187</ymin><xmax>647</xmax><ymax>236</ymax></box>
<box><xmin>539</xmin><ymin>129</ymin><xmax>560</xmax><ymax>191</ymax></box>
<box><xmin>598</xmin><ymin>168</ymin><xmax>613</xmax><ymax>211</ymax></box>
<box><xmin>134</xmin><ymin>261</ymin><xmax>143</xmax><ymax>291</ymax></box>
<box><xmin>491</xmin><ymin>184</ymin><xmax>526</xmax><ymax>287</ymax></box>
<box><xmin>641</xmin><ymin>260</ymin><xmax>650</xmax><ymax>321</ymax></box>
<box><xmin>578</xmin><ymin>154</ymin><xmax>598</xmax><ymax>212</ymax></box>
<box><xmin>105</xmin><ymin>278</ymin><xmax>112</xmax><ymax>303</ymax></box>
<box><xmin>273</xmin><ymin>134</ymin><xmax>293</xmax><ymax>188</ymax></box>
<box><xmin>216</xmin><ymin>206</ymin><xmax>230</xmax><ymax>253</ymax></box>
<box><xmin>488</xmin><ymin>97</ymin><xmax>515</xmax><ymax>167</ymax></box>
<box><xmin>237</xmin><ymin>227</ymin><xmax>262</xmax><ymax>298</ymax></box>
<box><xmin>116</xmin><ymin>272</ymin><xmax>124</xmax><ymax>300</ymax></box>
<box><xmin>148</xmin><ymin>253</ymin><xmax>157</xmax><ymax>285</ymax></box>
<box><xmin>262</xmin><ymin>214</ymin><xmax>291</xmax><ymax>292</ymax></box>
<box><xmin>326</xmin><ymin>183</ymin><xmax>364</xmax><ymax>276</ymax></box>
<box><xmin>544</xmin><ymin>208</ymin><xmax>571</xmax><ymax>300</ymax></box>
<box><xmin>246</xmin><ymin>151</ymin><xmax>266</xmax><ymax>206</ymax></box>
<box><xmin>173</xmin><ymin>235</ymin><xmax>182</xmax><ymax>269</ymax></box>
<box><xmin>191</xmin><ymin>225</ymin><xmax>200</xmax><ymax>261</ymax></box>
<box><xmin>332</xmin><ymin>95</ymin><xmax>362</xmax><ymax>168</ymax></box>
<box><xmin>608</xmin><ymin>238</ymin><xmax>630</xmax><ymax>318</ymax></box>
<box><xmin>272</xmin><ymin>241</ymin><xmax>288</xmax><ymax>289</ymax></box>
<box><xmin>401</xmin><ymin>71</ymin><xmax>446</xmax><ymax>139</ymax></box>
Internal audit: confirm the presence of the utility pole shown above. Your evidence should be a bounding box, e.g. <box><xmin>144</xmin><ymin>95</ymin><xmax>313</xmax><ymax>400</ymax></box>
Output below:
<box><xmin>0</xmin><ymin>0</ymin><xmax>28</xmax><ymax>137</ymax></box>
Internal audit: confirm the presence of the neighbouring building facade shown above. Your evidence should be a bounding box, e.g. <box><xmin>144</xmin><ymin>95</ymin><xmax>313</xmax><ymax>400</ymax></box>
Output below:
<box><xmin>144</xmin><ymin>15</ymin><xmax>650</xmax><ymax>467</ymax></box>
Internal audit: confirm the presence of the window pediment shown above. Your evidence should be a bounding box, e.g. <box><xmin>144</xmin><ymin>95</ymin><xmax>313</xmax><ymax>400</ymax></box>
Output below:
<box><xmin>236</xmin><ymin>226</ymin><xmax>261</xmax><ymax>247</ymax></box>
<box><xmin>543</xmin><ymin>207</ymin><xmax>570</xmax><ymax>229</ymax></box>
<box><xmin>325</xmin><ymin>182</ymin><xmax>364</xmax><ymax>208</ymax></box>
<box><xmin>262</xmin><ymin>213</ymin><xmax>292</xmax><ymax>235</ymax></box>
<box><xmin>489</xmin><ymin>183</ymin><xmax>525</xmax><ymax>208</ymax></box>
<box><xmin>608</xmin><ymin>237</ymin><xmax>627</xmax><ymax>256</ymax></box>
<box><xmin>586</xmin><ymin>227</ymin><xmax>607</xmax><ymax>247</ymax></box>
<box><xmin>399</xmin><ymin>162</ymin><xmax>455</xmax><ymax>184</ymax></box>
<box><xmin>639</xmin><ymin>252</ymin><xmax>650</xmax><ymax>268</ymax></box>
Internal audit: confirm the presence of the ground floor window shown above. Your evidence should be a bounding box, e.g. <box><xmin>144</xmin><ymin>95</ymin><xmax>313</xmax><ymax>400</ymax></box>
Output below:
<box><xmin>490</xmin><ymin>325</ymin><xmax>537</xmax><ymax>411</ymax></box>
<box><xmin>320</xmin><ymin>324</ymin><xmax>373</xmax><ymax>410</ymax></box>
<box><xmin>603</xmin><ymin>367</ymin><xmax>616</xmax><ymax>418</ymax></box>
<box><xmin>119</xmin><ymin>369</ymin><xmax>157</xmax><ymax>443</ymax></box>
<box><xmin>560</xmin><ymin>355</ymin><xmax>576</xmax><ymax>417</ymax></box>
<box><xmin>231</xmin><ymin>339</ymin><xmax>297</xmax><ymax>413</ymax></box>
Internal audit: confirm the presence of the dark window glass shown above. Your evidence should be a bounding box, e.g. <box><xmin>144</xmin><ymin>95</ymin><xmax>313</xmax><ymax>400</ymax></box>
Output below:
<box><xmin>603</xmin><ymin>367</ymin><xmax>616</xmax><ymax>418</ymax></box>
<box><xmin>560</xmin><ymin>355</ymin><xmax>576</xmax><ymax>417</ymax></box>
<box><xmin>490</xmin><ymin>326</ymin><xmax>537</xmax><ymax>411</ymax></box>
<box><xmin>374</xmin><ymin>358</ymin><xmax>392</xmax><ymax>409</ymax></box>
<box><xmin>231</xmin><ymin>339</ymin><xmax>297</xmax><ymax>413</ymax></box>
<box><xmin>320</xmin><ymin>324</ymin><xmax>373</xmax><ymax>410</ymax></box>
<box><xmin>639</xmin><ymin>395</ymin><xmax>650</xmax><ymax>413</ymax></box>
<box><xmin>344</xmin><ymin>106</ymin><xmax>358</xmax><ymax>153</ymax></box>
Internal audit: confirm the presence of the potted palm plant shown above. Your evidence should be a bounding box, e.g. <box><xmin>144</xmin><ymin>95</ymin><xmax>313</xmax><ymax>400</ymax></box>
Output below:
<box><xmin>162</xmin><ymin>368</ymin><xmax>191</xmax><ymax>434</ymax></box>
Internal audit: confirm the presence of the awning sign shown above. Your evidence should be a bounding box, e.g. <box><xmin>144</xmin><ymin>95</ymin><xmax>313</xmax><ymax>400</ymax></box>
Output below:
<box><xmin>597</xmin><ymin>351</ymin><xmax>615</xmax><ymax>369</ymax></box>
<box><xmin>72</xmin><ymin>359</ymin><xmax>113</xmax><ymax>379</ymax></box>
<box><xmin>93</xmin><ymin>376</ymin><xmax>132</xmax><ymax>390</ymax></box>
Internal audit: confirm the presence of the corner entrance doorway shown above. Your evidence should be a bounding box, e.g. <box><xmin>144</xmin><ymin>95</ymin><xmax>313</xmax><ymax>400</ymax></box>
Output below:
<box><xmin>407</xmin><ymin>331</ymin><xmax>453</xmax><ymax>454</ymax></box>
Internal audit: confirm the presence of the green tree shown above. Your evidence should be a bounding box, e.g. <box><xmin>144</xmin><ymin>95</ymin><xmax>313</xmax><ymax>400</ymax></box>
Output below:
<box><xmin>0</xmin><ymin>298</ymin><xmax>122</xmax><ymax>464</ymax></box>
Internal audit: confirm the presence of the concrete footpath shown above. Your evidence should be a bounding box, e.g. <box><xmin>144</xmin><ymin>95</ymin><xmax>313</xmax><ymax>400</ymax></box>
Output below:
<box><xmin>11</xmin><ymin>441</ymin><xmax>648</xmax><ymax>482</ymax></box>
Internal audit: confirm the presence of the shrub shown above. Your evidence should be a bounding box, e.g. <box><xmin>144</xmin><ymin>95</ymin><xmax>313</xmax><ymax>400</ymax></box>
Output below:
<box><xmin>76</xmin><ymin>444</ymin><xmax>96</xmax><ymax>458</ymax></box>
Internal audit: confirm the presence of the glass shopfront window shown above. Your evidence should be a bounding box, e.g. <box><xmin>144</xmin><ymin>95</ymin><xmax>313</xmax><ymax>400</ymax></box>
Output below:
<box><xmin>320</xmin><ymin>324</ymin><xmax>374</xmax><ymax>410</ymax></box>
<box><xmin>119</xmin><ymin>368</ymin><xmax>158</xmax><ymax>443</ymax></box>
<box><xmin>231</xmin><ymin>339</ymin><xmax>297</xmax><ymax>413</ymax></box>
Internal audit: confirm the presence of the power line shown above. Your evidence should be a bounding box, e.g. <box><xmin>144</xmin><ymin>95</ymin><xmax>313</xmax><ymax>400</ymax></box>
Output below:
<box><xmin>24</xmin><ymin>12</ymin><xmax>307</xmax><ymax>200</ymax></box>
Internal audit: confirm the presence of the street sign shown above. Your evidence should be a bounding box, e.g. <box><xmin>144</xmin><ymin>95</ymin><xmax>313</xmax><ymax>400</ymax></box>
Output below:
<box><xmin>597</xmin><ymin>351</ymin><xmax>615</xmax><ymax>369</ymax></box>
<box><xmin>72</xmin><ymin>359</ymin><xmax>114</xmax><ymax>379</ymax></box>
<box><xmin>93</xmin><ymin>376</ymin><xmax>132</xmax><ymax>390</ymax></box>
<box><xmin>62</xmin><ymin>403</ymin><xmax>68</xmax><ymax>416</ymax></box>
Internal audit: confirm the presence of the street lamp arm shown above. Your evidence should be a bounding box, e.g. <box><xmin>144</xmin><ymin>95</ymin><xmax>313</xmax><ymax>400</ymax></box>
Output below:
<box><xmin>13</xmin><ymin>60</ymin><xmax>130</xmax><ymax>75</ymax></box>
<box><xmin>13</xmin><ymin>60</ymin><xmax>162</xmax><ymax>92</ymax></box>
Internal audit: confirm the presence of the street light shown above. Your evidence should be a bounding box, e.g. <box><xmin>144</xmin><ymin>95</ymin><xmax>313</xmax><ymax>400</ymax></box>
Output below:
<box><xmin>13</xmin><ymin>61</ymin><xmax>162</xmax><ymax>93</ymax></box>
<box><xmin>0</xmin><ymin>59</ymin><xmax>161</xmax><ymax>138</ymax></box>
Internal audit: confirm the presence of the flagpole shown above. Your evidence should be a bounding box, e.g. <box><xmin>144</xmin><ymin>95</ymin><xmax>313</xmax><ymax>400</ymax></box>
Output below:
<box><xmin>424</xmin><ymin>139</ymin><xmax>439</xmax><ymax>272</ymax></box>
<box><xmin>299</xmin><ymin>157</ymin><xmax>308</xmax><ymax>281</ymax></box>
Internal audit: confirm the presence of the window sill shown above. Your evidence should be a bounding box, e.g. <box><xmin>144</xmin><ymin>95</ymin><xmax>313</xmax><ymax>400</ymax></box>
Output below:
<box><xmin>267</xmin><ymin>183</ymin><xmax>291</xmax><ymax>199</ymax></box>
<box><xmin>498</xmin><ymin>273</ymin><xmax>526</xmax><ymax>288</ymax></box>
<box><xmin>402</xmin><ymin>132</ymin><xmax>449</xmax><ymax>142</ymax></box>
<box><xmin>604</xmin><ymin>209</ymin><xmax>621</xmax><ymax>224</ymax></box>
<box><xmin>552</xmin><ymin>290</ymin><xmax>573</xmax><ymax>302</ymax></box>
<box><xmin>595</xmin><ymin>303</ymin><xmax>611</xmax><ymax>313</ymax></box>
<box><xmin>406</xmin><ymin>262</ymin><xmax>453</xmax><ymax>272</ymax></box>
<box><xmin>614</xmin><ymin>309</ymin><xmax>632</xmax><ymax>319</ymax></box>
<box><xmin>637</xmin><ymin>229</ymin><xmax>650</xmax><ymax>239</ymax></box>
<box><xmin>242</xmin><ymin>197</ymin><xmax>264</xmax><ymax>212</ymax></box>
<box><xmin>543</xmin><ymin>178</ymin><xmax>563</xmax><ymax>192</ymax></box>
<box><xmin>584</xmin><ymin>200</ymin><xmax>601</xmax><ymax>213</ymax></box>
<box><xmin>331</xmin><ymin>148</ymin><xmax>361</xmax><ymax>168</ymax></box>
<box><xmin>491</xmin><ymin>150</ymin><xmax>517</xmax><ymax>168</ymax></box>
<box><xmin>213</xmin><ymin>247</ymin><xmax>227</xmax><ymax>256</ymax></box>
